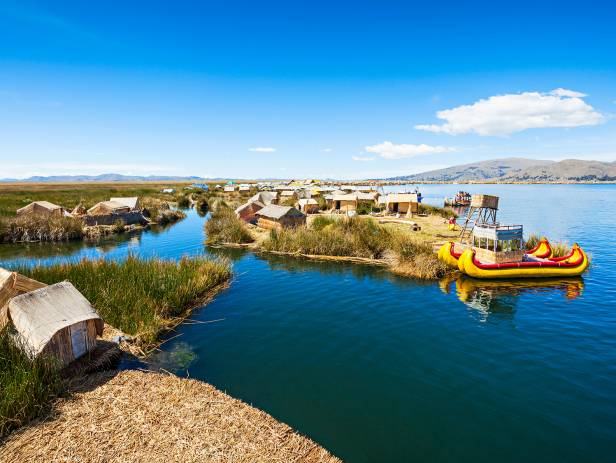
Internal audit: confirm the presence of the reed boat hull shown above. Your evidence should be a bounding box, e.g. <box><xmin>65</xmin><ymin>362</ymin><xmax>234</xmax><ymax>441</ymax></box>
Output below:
<box><xmin>457</xmin><ymin>245</ymin><xmax>589</xmax><ymax>279</ymax></box>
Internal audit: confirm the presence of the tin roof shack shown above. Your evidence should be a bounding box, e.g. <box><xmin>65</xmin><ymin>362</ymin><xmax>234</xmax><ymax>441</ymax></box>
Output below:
<box><xmin>0</xmin><ymin>268</ymin><xmax>47</xmax><ymax>329</ymax></box>
<box><xmin>249</xmin><ymin>191</ymin><xmax>278</xmax><ymax>205</ymax></box>
<box><xmin>235</xmin><ymin>200</ymin><xmax>265</xmax><ymax>223</ymax></box>
<box><xmin>256</xmin><ymin>205</ymin><xmax>306</xmax><ymax>230</ymax></box>
<box><xmin>6</xmin><ymin>282</ymin><xmax>103</xmax><ymax>366</ymax></box>
<box><xmin>298</xmin><ymin>198</ymin><xmax>319</xmax><ymax>214</ymax></box>
<box><xmin>109</xmin><ymin>197</ymin><xmax>141</xmax><ymax>211</ymax></box>
<box><xmin>384</xmin><ymin>193</ymin><xmax>419</xmax><ymax>217</ymax></box>
<box><xmin>471</xmin><ymin>223</ymin><xmax>524</xmax><ymax>264</ymax></box>
<box><xmin>16</xmin><ymin>201</ymin><xmax>65</xmax><ymax>218</ymax></box>
<box><xmin>328</xmin><ymin>194</ymin><xmax>358</xmax><ymax>213</ymax></box>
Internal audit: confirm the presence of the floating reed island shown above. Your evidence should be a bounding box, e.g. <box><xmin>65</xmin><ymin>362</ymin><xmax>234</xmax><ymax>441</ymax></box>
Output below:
<box><xmin>206</xmin><ymin>200</ymin><xmax>456</xmax><ymax>280</ymax></box>
<box><xmin>0</xmin><ymin>186</ymin><xmax>192</xmax><ymax>243</ymax></box>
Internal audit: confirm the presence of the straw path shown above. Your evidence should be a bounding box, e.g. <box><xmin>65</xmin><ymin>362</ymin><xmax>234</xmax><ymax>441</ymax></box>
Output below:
<box><xmin>0</xmin><ymin>370</ymin><xmax>341</xmax><ymax>463</ymax></box>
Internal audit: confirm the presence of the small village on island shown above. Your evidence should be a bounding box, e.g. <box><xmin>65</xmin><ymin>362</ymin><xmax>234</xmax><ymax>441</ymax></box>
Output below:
<box><xmin>0</xmin><ymin>176</ymin><xmax>594</xmax><ymax>461</ymax></box>
<box><xmin>1</xmin><ymin>1</ymin><xmax>613</xmax><ymax>461</ymax></box>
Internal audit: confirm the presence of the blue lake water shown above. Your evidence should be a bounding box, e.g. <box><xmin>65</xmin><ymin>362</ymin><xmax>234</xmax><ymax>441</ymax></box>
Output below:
<box><xmin>1</xmin><ymin>184</ymin><xmax>615</xmax><ymax>462</ymax></box>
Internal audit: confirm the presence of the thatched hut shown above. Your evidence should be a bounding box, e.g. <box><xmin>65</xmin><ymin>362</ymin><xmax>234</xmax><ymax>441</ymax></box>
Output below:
<box><xmin>87</xmin><ymin>201</ymin><xmax>131</xmax><ymax>216</ymax></box>
<box><xmin>298</xmin><ymin>198</ymin><xmax>319</xmax><ymax>214</ymax></box>
<box><xmin>249</xmin><ymin>191</ymin><xmax>278</xmax><ymax>205</ymax></box>
<box><xmin>328</xmin><ymin>194</ymin><xmax>358</xmax><ymax>213</ymax></box>
<box><xmin>6</xmin><ymin>282</ymin><xmax>103</xmax><ymax>366</ymax></box>
<box><xmin>235</xmin><ymin>200</ymin><xmax>265</xmax><ymax>223</ymax></box>
<box><xmin>255</xmin><ymin>205</ymin><xmax>306</xmax><ymax>230</ymax></box>
<box><xmin>16</xmin><ymin>201</ymin><xmax>65</xmax><ymax>218</ymax></box>
<box><xmin>109</xmin><ymin>197</ymin><xmax>141</xmax><ymax>211</ymax></box>
<box><xmin>279</xmin><ymin>190</ymin><xmax>297</xmax><ymax>201</ymax></box>
<box><xmin>224</xmin><ymin>185</ymin><xmax>236</xmax><ymax>192</ymax></box>
<box><xmin>384</xmin><ymin>193</ymin><xmax>419</xmax><ymax>216</ymax></box>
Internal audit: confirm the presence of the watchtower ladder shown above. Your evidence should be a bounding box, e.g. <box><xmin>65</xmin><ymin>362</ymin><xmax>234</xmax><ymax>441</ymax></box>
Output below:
<box><xmin>459</xmin><ymin>195</ymin><xmax>499</xmax><ymax>242</ymax></box>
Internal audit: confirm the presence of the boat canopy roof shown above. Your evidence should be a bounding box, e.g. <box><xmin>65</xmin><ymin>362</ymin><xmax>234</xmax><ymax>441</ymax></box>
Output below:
<box><xmin>472</xmin><ymin>223</ymin><xmax>523</xmax><ymax>241</ymax></box>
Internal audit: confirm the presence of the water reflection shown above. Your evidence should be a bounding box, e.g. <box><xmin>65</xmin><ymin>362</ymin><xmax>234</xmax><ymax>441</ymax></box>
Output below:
<box><xmin>440</xmin><ymin>275</ymin><xmax>584</xmax><ymax>322</ymax></box>
<box><xmin>0</xmin><ymin>229</ymin><xmax>140</xmax><ymax>262</ymax></box>
<box><xmin>255</xmin><ymin>252</ymin><xmax>398</xmax><ymax>283</ymax></box>
<box><xmin>146</xmin><ymin>341</ymin><xmax>198</xmax><ymax>374</ymax></box>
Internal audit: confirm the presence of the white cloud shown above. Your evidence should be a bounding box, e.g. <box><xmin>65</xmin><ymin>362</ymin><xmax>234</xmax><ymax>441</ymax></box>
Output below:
<box><xmin>415</xmin><ymin>89</ymin><xmax>605</xmax><ymax>136</ymax></box>
<box><xmin>364</xmin><ymin>141</ymin><xmax>456</xmax><ymax>159</ymax></box>
<box><xmin>322</xmin><ymin>148</ymin><xmax>333</xmax><ymax>152</ymax></box>
<box><xmin>550</xmin><ymin>88</ymin><xmax>587</xmax><ymax>98</ymax></box>
<box><xmin>352</xmin><ymin>156</ymin><xmax>375</xmax><ymax>162</ymax></box>
<box><xmin>248</xmin><ymin>147</ymin><xmax>276</xmax><ymax>152</ymax></box>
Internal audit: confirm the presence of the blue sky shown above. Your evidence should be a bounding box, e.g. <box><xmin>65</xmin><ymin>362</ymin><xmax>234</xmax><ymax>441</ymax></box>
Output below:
<box><xmin>1</xmin><ymin>0</ymin><xmax>615</xmax><ymax>179</ymax></box>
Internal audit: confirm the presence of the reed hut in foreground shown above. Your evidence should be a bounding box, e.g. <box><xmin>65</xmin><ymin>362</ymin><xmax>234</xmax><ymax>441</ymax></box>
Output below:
<box><xmin>6</xmin><ymin>282</ymin><xmax>103</xmax><ymax>366</ymax></box>
<box><xmin>16</xmin><ymin>201</ymin><xmax>66</xmax><ymax>218</ymax></box>
<box><xmin>255</xmin><ymin>205</ymin><xmax>306</xmax><ymax>230</ymax></box>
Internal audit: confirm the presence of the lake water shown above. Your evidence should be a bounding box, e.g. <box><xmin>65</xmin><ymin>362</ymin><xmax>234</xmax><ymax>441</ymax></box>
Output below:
<box><xmin>1</xmin><ymin>184</ymin><xmax>615</xmax><ymax>462</ymax></box>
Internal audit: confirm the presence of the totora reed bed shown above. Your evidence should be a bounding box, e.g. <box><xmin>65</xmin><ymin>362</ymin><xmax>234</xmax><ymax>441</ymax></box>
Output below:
<box><xmin>0</xmin><ymin>370</ymin><xmax>341</xmax><ymax>463</ymax></box>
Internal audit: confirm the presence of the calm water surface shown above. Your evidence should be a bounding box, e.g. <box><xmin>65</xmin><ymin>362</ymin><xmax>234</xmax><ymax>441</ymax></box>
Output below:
<box><xmin>1</xmin><ymin>184</ymin><xmax>615</xmax><ymax>462</ymax></box>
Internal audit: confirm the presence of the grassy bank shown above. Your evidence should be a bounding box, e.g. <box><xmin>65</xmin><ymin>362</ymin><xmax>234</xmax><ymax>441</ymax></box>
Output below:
<box><xmin>0</xmin><ymin>215</ymin><xmax>84</xmax><ymax>243</ymax></box>
<box><xmin>260</xmin><ymin>216</ymin><xmax>449</xmax><ymax>279</ymax></box>
<box><xmin>205</xmin><ymin>204</ymin><xmax>254</xmax><ymax>245</ymax></box>
<box><xmin>0</xmin><ymin>328</ymin><xmax>63</xmax><ymax>438</ymax></box>
<box><xmin>15</xmin><ymin>256</ymin><xmax>232</xmax><ymax>346</ymax></box>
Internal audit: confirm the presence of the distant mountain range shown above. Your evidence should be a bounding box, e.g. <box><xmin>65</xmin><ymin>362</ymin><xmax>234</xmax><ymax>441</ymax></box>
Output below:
<box><xmin>0</xmin><ymin>173</ymin><xmax>208</xmax><ymax>183</ymax></box>
<box><xmin>386</xmin><ymin>158</ymin><xmax>616</xmax><ymax>182</ymax></box>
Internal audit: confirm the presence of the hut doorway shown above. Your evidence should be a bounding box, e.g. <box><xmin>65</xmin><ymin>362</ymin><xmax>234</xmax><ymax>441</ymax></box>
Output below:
<box><xmin>392</xmin><ymin>203</ymin><xmax>399</xmax><ymax>213</ymax></box>
<box><xmin>335</xmin><ymin>201</ymin><xmax>341</xmax><ymax>210</ymax></box>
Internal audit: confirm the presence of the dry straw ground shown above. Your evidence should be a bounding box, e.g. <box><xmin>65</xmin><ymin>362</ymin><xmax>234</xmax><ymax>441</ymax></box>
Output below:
<box><xmin>0</xmin><ymin>370</ymin><xmax>341</xmax><ymax>463</ymax></box>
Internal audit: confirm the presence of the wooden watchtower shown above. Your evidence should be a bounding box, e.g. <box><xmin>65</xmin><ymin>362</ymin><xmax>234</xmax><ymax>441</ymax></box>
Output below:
<box><xmin>459</xmin><ymin>194</ymin><xmax>499</xmax><ymax>242</ymax></box>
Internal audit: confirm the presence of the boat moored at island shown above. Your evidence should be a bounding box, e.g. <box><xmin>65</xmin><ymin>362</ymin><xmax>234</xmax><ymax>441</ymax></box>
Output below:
<box><xmin>438</xmin><ymin>193</ymin><xmax>589</xmax><ymax>279</ymax></box>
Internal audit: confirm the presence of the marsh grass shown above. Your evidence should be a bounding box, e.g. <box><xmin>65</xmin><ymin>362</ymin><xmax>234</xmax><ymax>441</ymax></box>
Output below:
<box><xmin>0</xmin><ymin>215</ymin><xmax>84</xmax><ymax>243</ymax></box>
<box><xmin>524</xmin><ymin>233</ymin><xmax>544</xmax><ymax>250</ymax></box>
<box><xmin>390</xmin><ymin>232</ymin><xmax>448</xmax><ymax>279</ymax></box>
<box><xmin>15</xmin><ymin>256</ymin><xmax>232</xmax><ymax>345</ymax></box>
<box><xmin>205</xmin><ymin>205</ymin><xmax>254</xmax><ymax>245</ymax></box>
<box><xmin>418</xmin><ymin>203</ymin><xmax>455</xmax><ymax>219</ymax></box>
<box><xmin>262</xmin><ymin>216</ymin><xmax>390</xmax><ymax>259</ymax></box>
<box><xmin>0</xmin><ymin>328</ymin><xmax>63</xmax><ymax>438</ymax></box>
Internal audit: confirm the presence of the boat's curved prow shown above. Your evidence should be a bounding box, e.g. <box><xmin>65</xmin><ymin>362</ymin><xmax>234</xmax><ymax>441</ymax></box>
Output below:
<box><xmin>528</xmin><ymin>238</ymin><xmax>552</xmax><ymax>258</ymax></box>
<box><xmin>438</xmin><ymin>242</ymin><xmax>462</xmax><ymax>269</ymax></box>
